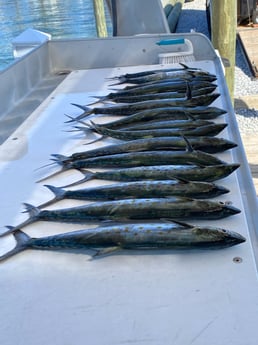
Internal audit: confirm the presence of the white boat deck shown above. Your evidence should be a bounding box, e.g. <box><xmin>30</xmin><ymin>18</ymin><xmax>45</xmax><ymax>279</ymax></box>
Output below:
<box><xmin>0</xmin><ymin>59</ymin><xmax>258</xmax><ymax>345</ymax></box>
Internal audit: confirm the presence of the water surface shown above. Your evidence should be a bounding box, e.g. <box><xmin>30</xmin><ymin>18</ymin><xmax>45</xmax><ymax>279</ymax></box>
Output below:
<box><xmin>0</xmin><ymin>0</ymin><xmax>112</xmax><ymax>70</ymax></box>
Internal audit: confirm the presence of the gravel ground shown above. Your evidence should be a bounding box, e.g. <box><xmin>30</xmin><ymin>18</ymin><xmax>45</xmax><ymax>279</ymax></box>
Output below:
<box><xmin>176</xmin><ymin>0</ymin><xmax>258</xmax><ymax>134</ymax></box>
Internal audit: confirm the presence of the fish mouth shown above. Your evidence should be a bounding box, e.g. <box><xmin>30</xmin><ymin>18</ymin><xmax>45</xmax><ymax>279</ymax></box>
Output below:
<box><xmin>234</xmin><ymin>233</ymin><xmax>246</xmax><ymax>244</ymax></box>
<box><xmin>226</xmin><ymin>141</ymin><xmax>238</xmax><ymax>150</ymax></box>
<box><xmin>224</xmin><ymin>204</ymin><xmax>241</xmax><ymax>216</ymax></box>
<box><xmin>227</xmin><ymin>163</ymin><xmax>240</xmax><ymax>172</ymax></box>
<box><xmin>217</xmin><ymin>185</ymin><xmax>230</xmax><ymax>195</ymax></box>
<box><xmin>227</xmin><ymin>231</ymin><xmax>246</xmax><ymax>246</ymax></box>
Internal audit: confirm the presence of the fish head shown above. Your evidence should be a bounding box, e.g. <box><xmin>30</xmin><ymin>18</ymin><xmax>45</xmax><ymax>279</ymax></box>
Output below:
<box><xmin>198</xmin><ymin>182</ymin><xmax>230</xmax><ymax>196</ymax></box>
<box><xmin>194</xmin><ymin>151</ymin><xmax>226</xmax><ymax>166</ymax></box>
<box><xmin>221</xmin><ymin>139</ymin><xmax>238</xmax><ymax>150</ymax></box>
<box><xmin>219</xmin><ymin>228</ymin><xmax>246</xmax><ymax>247</ymax></box>
<box><xmin>194</xmin><ymin>227</ymin><xmax>246</xmax><ymax>249</ymax></box>
<box><xmin>213</xmin><ymin>184</ymin><xmax>230</xmax><ymax>196</ymax></box>
<box><xmin>193</xmin><ymin>199</ymin><xmax>241</xmax><ymax>219</ymax></box>
<box><xmin>220</xmin><ymin>201</ymin><xmax>241</xmax><ymax>217</ymax></box>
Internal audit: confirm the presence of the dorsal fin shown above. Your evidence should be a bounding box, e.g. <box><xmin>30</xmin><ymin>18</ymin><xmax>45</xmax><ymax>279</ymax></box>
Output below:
<box><xmin>185</xmin><ymin>82</ymin><xmax>192</xmax><ymax>100</ymax></box>
<box><xmin>160</xmin><ymin>219</ymin><xmax>193</xmax><ymax>228</ymax></box>
<box><xmin>171</xmin><ymin>176</ymin><xmax>190</xmax><ymax>184</ymax></box>
<box><xmin>182</xmin><ymin>135</ymin><xmax>194</xmax><ymax>152</ymax></box>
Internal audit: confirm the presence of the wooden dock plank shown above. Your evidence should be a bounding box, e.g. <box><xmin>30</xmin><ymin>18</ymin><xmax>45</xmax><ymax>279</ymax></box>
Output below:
<box><xmin>234</xmin><ymin>94</ymin><xmax>258</xmax><ymax>195</ymax></box>
<box><xmin>238</xmin><ymin>27</ymin><xmax>258</xmax><ymax>77</ymax></box>
<box><xmin>240</xmin><ymin>134</ymin><xmax>258</xmax><ymax>195</ymax></box>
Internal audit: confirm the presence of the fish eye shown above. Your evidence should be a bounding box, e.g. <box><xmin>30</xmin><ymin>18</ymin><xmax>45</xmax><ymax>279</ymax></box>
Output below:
<box><xmin>225</xmin><ymin>201</ymin><xmax>233</xmax><ymax>206</ymax></box>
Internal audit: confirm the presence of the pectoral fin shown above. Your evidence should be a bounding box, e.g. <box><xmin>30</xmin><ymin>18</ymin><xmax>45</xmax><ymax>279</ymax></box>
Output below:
<box><xmin>91</xmin><ymin>246</ymin><xmax>121</xmax><ymax>258</ymax></box>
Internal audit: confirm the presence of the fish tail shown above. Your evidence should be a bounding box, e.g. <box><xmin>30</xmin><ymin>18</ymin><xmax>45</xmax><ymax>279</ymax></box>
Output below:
<box><xmin>78</xmin><ymin>121</ymin><xmax>104</xmax><ymax>144</ymax></box>
<box><xmin>36</xmin><ymin>158</ymin><xmax>72</xmax><ymax>183</ymax></box>
<box><xmin>50</xmin><ymin>154</ymin><xmax>70</xmax><ymax>164</ymax></box>
<box><xmin>71</xmin><ymin>103</ymin><xmax>90</xmax><ymax>111</ymax></box>
<box><xmin>36</xmin><ymin>168</ymin><xmax>67</xmax><ymax>183</ymax></box>
<box><xmin>35</xmin><ymin>154</ymin><xmax>71</xmax><ymax>173</ymax></box>
<box><xmin>87</xmin><ymin>95</ymin><xmax>109</xmax><ymax>105</ymax></box>
<box><xmin>108</xmin><ymin>79</ymin><xmax>126</xmax><ymax>86</ymax></box>
<box><xmin>38</xmin><ymin>185</ymin><xmax>66</xmax><ymax>208</ymax></box>
<box><xmin>34</xmin><ymin>160</ymin><xmax>58</xmax><ymax>172</ymax></box>
<box><xmin>84</xmin><ymin>121</ymin><xmax>99</xmax><ymax>134</ymax></box>
<box><xmin>64</xmin><ymin>113</ymin><xmax>93</xmax><ymax>124</ymax></box>
<box><xmin>89</xmin><ymin>121</ymin><xmax>104</xmax><ymax>135</ymax></box>
<box><xmin>22</xmin><ymin>203</ymin><xmax>40</xmax><ymax>216</ymax></box>
<box><xmin>64</xmin><ymin>114</ymin><xmax>78</xmax><ymax>123</ymax></box>
<box><xmin>0</xmin><ymin>204</ymin><xmax>40</xmax><ymax>237</ymax></box>
<box><xmin>84</xmin><ymin>136</ymin><xmax>104</xmax><ymax>145</ymax></box>
<box><xmin>60</xmin><ymin>170</ymin><xmax>95</xmax><ymax>188</ymax></box>
<box><xmin>108</xmin><ymin>87</ymin><xmax>121</xmax><ymax>91</ymax></box>
<box><xmin>105</xmin><ymin>76</ymin><xmax>119</xmax><ymax>80</ymax></box>
<box><xmin>65</xmin><ymin>104</ymin><xmax>94</xmax><ymax>122</ymax></box>
<box><xmin>0</xmin><ymin>228</ymin><xmax>31</xmax><ymax>262</ymax></box>
<box><xmin>63</xmin><ymin>126</ymin><xmax>85</xmax><ymax>133</ymax></box>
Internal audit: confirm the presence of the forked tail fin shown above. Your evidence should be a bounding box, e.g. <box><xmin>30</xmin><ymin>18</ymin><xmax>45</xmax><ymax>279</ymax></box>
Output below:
<box><xmin>0</xmin><ymin>228</ymin><xmax>31</xmax><ymax>262</ymax></box>
<box><xmin>38</xmin><ymin>185</ymin><xmax>66</xmax><ymax>208</ymax></box>
<box><xmin>70</xmin><ymin>104</ymin><xmax>94</xmax><ymax>121</ymax></box>
<box><xmin>0</xmin><ymin>204</ymin><xmax>41</xmax><ymax>238</ymax></box>
<box><xmin>36</xmin><ymin>157</ymin><xmax>73</xmax><ymax>183</ymax></box>
<box><xmin>60</xmin><ymin>170</ymin><xmax>95</xmax><ymax>188</ymax></box>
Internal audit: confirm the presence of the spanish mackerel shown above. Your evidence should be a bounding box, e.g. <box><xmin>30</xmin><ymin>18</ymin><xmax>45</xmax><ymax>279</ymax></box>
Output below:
<box><xmin>90</xmin><ymin>86</ymin><xmax>217</xmax><ymax>105</ymax></box>
<box><xmin>71</xmin><ymin>95</ymin><xmax>220</xmax><ymax>120</ymax></box>
<box><xmin>60</xmin><ymin>164</ymin><xmax>239</xmax><ymax>188</ymax></box>
<box><xmin>1</xmin><ymin>197</ymin><xmax>241</xmax><ymax>235</ymax></box>
<box><xmin>75</xmin><ymin>118</ymin><xmax>216</xmax><ymax>132</ymax></box>
<box><xmin>86</xmin><ymin>122</ymin><xmax>227</xmax><ymax>141</ymax></box>
<box><xmin>39</xmin><ymin>179</ymin><xmax>229</xmax><ymax>208</ymax></box>
<box><xmin>109</xmin><ymin>64</ymin><xmax>214</xmax><ymax>80</ymax></box>
<box><xmin>49</xmin><ymin>137</ymin><xmax>236</xmax><ymax>168</ymax></box>
<box><xmin>121</xmin><ymin>119</ymin><xmax>216</xmax><ymax>131</ymax></box>
<box><xmin>68</xmin><ymin>106</ymin><xmax>226</xmax><ymax>125</ymax></box>
<box><xmin>0</xmin><ymin>222</ymin><xmax>245</xmax><ymax>261</ymax></box>
<box><xmin>39</xmin><ymin>149</ymin><xmax>225</xmax><ymax>182</ymax></box>
<box><xmin>95</xmin><ymin>80</ymin><xmax>217</xmax><ymax>101</ymax></box>
<box><xmin>116</xmin><ymin>76</ymin><xmax>217</xmax><ymax>91</ymax></box>
<box><xmin>110</xmin><ymin>70</ymin><xmax>216</xmax><ymax>85</ymax></box>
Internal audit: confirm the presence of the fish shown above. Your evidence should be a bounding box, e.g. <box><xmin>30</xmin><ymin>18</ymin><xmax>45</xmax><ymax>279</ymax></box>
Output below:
<box><xmin>116</xmin><ymin>76</ymin><xmax>217</xmax><ymax>92</ymax></box>
<box><xmin>38</xmin><ymin>179</ymin><xmax>229</xmax><ymax>208</ymax></box>
<box><xmin>85</xmin><ymin>121</ymin><xmax>227</xmax><ymax>141</ymax></box>
<box><xmin>110</xmin><ymin>70</ymin><xmax>216</xmax><ymax>85</ymax></box>
<box><xmin>39</xmin><ymin>149</ymin><xmax>226</xmax><ymax>182</ymax></box>
<box><xmin>49</xmin><ymin>137</ymin><xmax>236</xmax><ymax>169</ymax></box>
<box><xmin>120</xmin><ymin>119</ymin><xmax>216</xmax><ymax>131</ymax></box>
<box><xmin>59</xmin><ymin>164</ymin><xmax>240</xmax><ymax>188</ymax></box>
<box><xmin>71</xmin><ymin>95</ymin><xmax>220</xmax><ymax>120</ymax></box>
<box><xmin>89</xmin><ymin>86</ymin><xmax>217</xmax><ymax>105</ymax></box>
<box><xmin>67</xmin><ymin>106</ymin><xmax>226</xmax><ymax>126</ymax></box>
<box><xmin>1</xmin><ymin>197</ymin><xmax>241</xmax><ymax>235</ymax></box>
<box><xmin>109</xmin><ymin>63</ymin><xmax>214</xmax><ymax>80</ymax></box>
<box><xmin>75</xmin><ymin>118</ymin><xmax>216</xmax><ymax>132</ymax></box>
<box><xmin>93</xmin><ymin>81</ymin><xmax>217</xmax><ymax>103</ymax></box>
<box><xmin>0</xmin><ymin>221</ymin><xmax>245</xmax><ymax>261</ymax></box>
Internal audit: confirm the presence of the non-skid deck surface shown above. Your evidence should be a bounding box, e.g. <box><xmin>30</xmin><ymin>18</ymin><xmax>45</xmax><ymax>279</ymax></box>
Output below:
<box><xmin>0</xmin><ymin>62</ymin><xmax>258</xmax><ymax>345</ymax></box>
